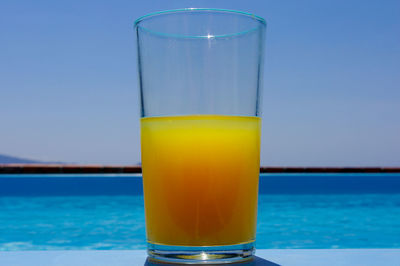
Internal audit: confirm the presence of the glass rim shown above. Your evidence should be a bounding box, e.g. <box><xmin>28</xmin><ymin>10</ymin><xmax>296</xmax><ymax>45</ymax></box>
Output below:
<box><xmin>134</xmin><ymin>8</ymin><xmax>266</xmax><ymax>39</ymax></box>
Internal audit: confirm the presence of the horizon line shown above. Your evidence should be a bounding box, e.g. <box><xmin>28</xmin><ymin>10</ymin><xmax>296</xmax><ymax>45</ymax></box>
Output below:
<box><xmin>0</xmin><ymin>165</ymin><xmax>399</xmax><ymax>174</ymax></box>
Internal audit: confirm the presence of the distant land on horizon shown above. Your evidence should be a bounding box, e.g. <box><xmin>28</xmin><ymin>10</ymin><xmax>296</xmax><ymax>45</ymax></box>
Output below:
<box><xmin>0</xmin><ymin>154</ymin><xmax>65</xmax><ymax>164</ymax></box>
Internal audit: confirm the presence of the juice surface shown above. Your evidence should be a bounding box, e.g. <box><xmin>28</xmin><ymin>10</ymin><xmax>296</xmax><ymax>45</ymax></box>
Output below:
<box><xmin>141</xmin><ymin>115</ymin><xmax>261</xmax><ymax>246</ymax></box>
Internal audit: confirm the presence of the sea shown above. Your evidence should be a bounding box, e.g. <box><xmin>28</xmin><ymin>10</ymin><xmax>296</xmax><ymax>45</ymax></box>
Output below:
<box><xmin>0</xmin><ymin>173</ymin><xmax>399</xmax><ymax>250</ymax></box>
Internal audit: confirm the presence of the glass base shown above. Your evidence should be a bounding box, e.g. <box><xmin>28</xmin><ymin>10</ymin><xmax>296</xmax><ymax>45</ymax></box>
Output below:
<box><xmin>147</xmin><ymin>241</ymin><xmax>255</xmax><ymax>264</ymax></box>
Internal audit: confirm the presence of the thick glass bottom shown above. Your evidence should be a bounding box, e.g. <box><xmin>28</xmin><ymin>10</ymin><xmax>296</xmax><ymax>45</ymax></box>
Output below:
<box><xmin>147</xmin><ymin>241</ymin><xmax>255</xmax><ymax>264</ymax></box>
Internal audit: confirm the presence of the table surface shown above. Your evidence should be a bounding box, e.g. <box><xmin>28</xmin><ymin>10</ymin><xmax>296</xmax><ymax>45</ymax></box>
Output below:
<box><xmin>0</xmin><ymin>249</ymin><xmax>399</xmax><ymax>266</ymax></box>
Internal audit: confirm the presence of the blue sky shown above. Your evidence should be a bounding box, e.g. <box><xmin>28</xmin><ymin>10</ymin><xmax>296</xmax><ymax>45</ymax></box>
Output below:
<box><xmin>1</xmin><ymin>0</ymin><xmax>399</xmax><ymax>166</ymax></box>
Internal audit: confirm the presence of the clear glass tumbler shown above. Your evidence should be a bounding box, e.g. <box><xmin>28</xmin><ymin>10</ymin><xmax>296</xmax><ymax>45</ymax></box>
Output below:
<box><xmin>135</xmin><ymin>8</ymin><xmax>266</xmax><ymax>264</ymax></box>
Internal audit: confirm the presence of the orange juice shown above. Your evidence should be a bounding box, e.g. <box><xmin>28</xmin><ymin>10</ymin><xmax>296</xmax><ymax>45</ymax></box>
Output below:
<box><xmin>141</xmin><ymin>115</ymin><xmax>260</xmax><ymax>246</ymax></box>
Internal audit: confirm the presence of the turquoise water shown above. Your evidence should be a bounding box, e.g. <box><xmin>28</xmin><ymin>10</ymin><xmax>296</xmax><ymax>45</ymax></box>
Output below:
<box><xmin>1</xmin><ymin>194</ymin><xmax>399</xmax><ymax>250</ymax></box>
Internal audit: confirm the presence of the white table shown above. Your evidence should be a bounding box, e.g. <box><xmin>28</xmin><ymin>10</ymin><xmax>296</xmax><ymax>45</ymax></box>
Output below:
<box><xmin>1</xmin><ymin>249</ymin><xmax>399</xmax><ymax>266</ymax></box>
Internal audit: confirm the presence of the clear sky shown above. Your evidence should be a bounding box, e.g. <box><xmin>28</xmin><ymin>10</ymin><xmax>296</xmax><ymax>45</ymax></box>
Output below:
<box><xmin>1</xmin><ymin>0</ymin><xmax>399</xmax><ymax>166</ymax></box>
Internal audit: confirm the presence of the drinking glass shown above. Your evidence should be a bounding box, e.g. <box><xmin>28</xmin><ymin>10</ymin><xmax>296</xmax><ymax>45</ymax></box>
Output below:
<box><xmin>135</xmin><ymin>8</ymin><xmax>266</xmax><ymax>264</ymax></box>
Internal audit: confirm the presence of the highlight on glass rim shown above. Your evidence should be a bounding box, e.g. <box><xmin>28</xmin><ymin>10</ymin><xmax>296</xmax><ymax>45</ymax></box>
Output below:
<box><xmin>1</xmin><ymin>1</ymin><xmax>400</xmax><ymax>266</ymax></box>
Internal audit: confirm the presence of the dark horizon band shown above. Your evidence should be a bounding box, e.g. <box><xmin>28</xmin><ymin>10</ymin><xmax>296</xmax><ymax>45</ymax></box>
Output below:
<box><xmin>0</xmin><ymin>165</ymin><xmax>399</xmax><ymax>174</ymax></box>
